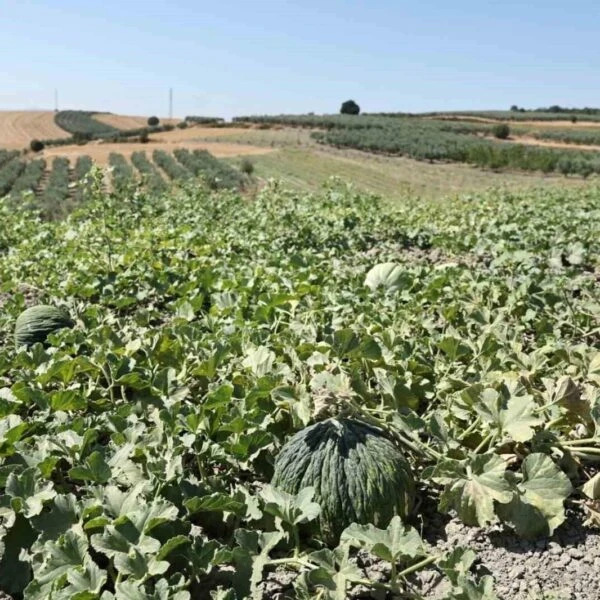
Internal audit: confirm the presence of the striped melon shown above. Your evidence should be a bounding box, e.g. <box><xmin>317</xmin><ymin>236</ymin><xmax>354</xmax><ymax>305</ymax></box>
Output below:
<box><xmin>272</xmin><ymin>418</ymin><xmax>415</xmax><ymax>543</ymax></box>
<box><xmin>14</xmin><ymin>305</ymin><xmax>74</xmax><ymax>348</ymax></box>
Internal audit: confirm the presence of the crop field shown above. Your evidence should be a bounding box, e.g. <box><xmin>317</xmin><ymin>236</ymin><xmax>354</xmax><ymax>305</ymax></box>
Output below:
<box><xmin>0</xmin><ymin>112</ymin><xmax>71</xmax><ymax>149</ymax></box>
<box><xmin>93</xmin><ymin>114</ymin><xmax>179</xmax><ymax>131</ymax></box>
<box><xmin>0</xmin><ymin>143</ymin><xmax>247</xmax><ymax>219</ymax></box>
<box><xmin>235</xmin><ymin>114</ymin><xmax>600</xmax><ymax>177</ymax></box>
<box><xmin>0</xmin><ymin>162</ymin><xmax>599</xmax><ymax>599</ymax></box>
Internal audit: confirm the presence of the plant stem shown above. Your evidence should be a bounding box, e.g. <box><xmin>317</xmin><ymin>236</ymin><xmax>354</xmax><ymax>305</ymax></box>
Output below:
<box><xmin>474</xmin><ymin>433</ymin><xmax>493</xmax><ymax>454</ymax></box>
<box><xmin>561</xmin><ymin>438</ymin><xmax>600</xmax><ymax>447</ymax></box>
<box><xmin>569</xmin><ymin>447</ymin><xmax>600</xmax><ymax>455</ymax></box>
<box><xmin>457</xmin><ymin>417</ymin><xmax>481</xmax><ymax>441</ymax></box>
<box><xmin>397</xmin><ymin>555</ymin><xmax>438</xmax><ymax>578</ymax></box>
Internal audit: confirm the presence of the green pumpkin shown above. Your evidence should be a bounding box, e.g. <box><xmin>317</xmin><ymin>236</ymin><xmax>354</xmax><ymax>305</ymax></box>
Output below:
<box><xmin>14</xmin><ymin>305</ymin><xmax>74</xmax><ymax>348</ymax></box>
<box><xmin>272</xmin><ymin>418</ymin><xmax>415</xmax><ymax>543</ymax></box>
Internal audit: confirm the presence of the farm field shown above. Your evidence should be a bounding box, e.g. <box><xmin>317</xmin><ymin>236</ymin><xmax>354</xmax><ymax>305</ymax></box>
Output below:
<box><xmin>0</xmin><ymin>171</ymin><xmax>599</xmax><ymax>599</ymax></box>
<box><xmin>93</xmin><ymin>113</ymin><xmax>179</xmax><ymax>131</ymax></box>
<box><xmin>40</xmin><ymin>140</ymin><xmax>273</xmax><ymax>166</ymax></box>
<box><xmin>0</xmin><ymin>111</ymin><xmax>71</xmax><ymax>148</ymax></box>
<box><xmin>239</xmin><ymin>146</ymin><xmax>585</xmax><ymax>201</ymax></box>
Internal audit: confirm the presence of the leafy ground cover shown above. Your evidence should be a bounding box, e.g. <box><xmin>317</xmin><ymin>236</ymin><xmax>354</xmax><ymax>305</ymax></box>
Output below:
<box><xmin>0</xmin><ymin>175</ymin><xmax>598</xmax><ymax>599</ymax></box>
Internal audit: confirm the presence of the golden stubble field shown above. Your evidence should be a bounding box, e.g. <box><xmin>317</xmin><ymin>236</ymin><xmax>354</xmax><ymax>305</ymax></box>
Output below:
<box><xmin>0</xmin><ymin>111</ymin><xmax>71</xmax><ymax>148</ymax></box>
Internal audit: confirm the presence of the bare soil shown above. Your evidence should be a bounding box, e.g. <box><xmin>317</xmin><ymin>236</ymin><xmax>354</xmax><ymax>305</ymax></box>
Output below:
<box><xmin>0</xmin><ymin>111</ymin><xmax>70</xmax><ymax>148</ymax></box>
<box><xmin>151</xmin><ymin>126</ymin><xmax>255</xmax><ymax>142</ymax></box>
<box><xmin>508</xmin><ymin>135</ymin><xmax>600</xmax><ymax>151</ymax></box>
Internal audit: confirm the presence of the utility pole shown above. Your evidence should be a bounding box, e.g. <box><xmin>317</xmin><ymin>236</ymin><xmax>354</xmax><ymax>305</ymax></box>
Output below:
<box><xmin>54</xmin><ymin>89</ymin><xmax>58</xmax><ymax>112</ymax></box>
<box><xmin>169</xmin><ymin>88</ymin><xmax>173</xmax><ymax>120</ymax></box>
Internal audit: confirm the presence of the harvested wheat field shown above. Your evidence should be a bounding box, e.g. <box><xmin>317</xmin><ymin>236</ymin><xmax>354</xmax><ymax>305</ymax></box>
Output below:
<box><xmin>93</xmin><ymin>113</ymin><xmax>179</xmax><ymax>130</ymax></box>
<box><xmin>41</xmin><ymin>140</ymin><xmax>274</xmax><ymax>166</ymax></box>
<box><xmin>0</xmin><ymin>111</ymin><xmax>70</xmax><ymax>148</ymax></box>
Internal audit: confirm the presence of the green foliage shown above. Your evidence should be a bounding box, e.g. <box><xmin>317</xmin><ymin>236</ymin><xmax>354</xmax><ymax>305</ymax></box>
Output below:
<box><xmin>233</xmin><ymin>113</ymin><xmax>600</xmax><ymax>176</ymax></box>
<box><xmin>184</xmin><ymin>116</ymin><xmax>224</xmax><ymax>125</ymax></box>
<box><xmin>29</xmin><ymin>139</ymin><xmax>44</xmax><ymax>152</ymax></box>
<box><xmin>10</xmin><ymin>158</ymin><xmax>45</xmax><ymax>200</ymax></box>
<box><xmin>340</xmin><ymin>100</ymin><xmax>360</xmax><ymax>115</ymax></box>
<box><xmin>72</xmin><ymin>155</ymin><xmax>94</xmax><ymax>203</ymax></box>
<box><xmin>131</xmin><ymin>151</ymin><xmax>167</xmax><ymax>194</ymax></box>
<box><xmin>0</xmin><ymin>180</ymin><xmax>598</xmax><ymax>596</ymax></box>
<box><xmin>173</xmin><ymin>148</ymin><xmax>244</xmax><ymax>189</ymax></box>
<box><xmin>147</xmin><ymin>116</ymin><xmax>160</xmax><ymax>127</ymax></box>
<box><xmin>108</xmin><ymin>152</ymin><xmax>135</xmax><ymax>192</ymax></box>
<box><xmin>0</xmin><ymin>156</ymin><xmax>26</xmax><ymax>196</ymax></box>
<box><xmin>240</xmin><ymin>157</ymin><xmax>254</xmax><ymax>176</ymax></box>
<box><xmin>492</xmin><ymin>124</ymin><xmax>510</xmax><ymax>139</ymax></box>
<box><xmin>55</xmin><ymin>111</ymin><xmax>119</xmax><ymax>137</ymax></box>
<box><xmin>153</xmin><ymin>149</ymin><xmax>193</xmax><ymax>181</ymax></box>
<box><xmin>40</xmin><ymin>157</ymin><xmax>71</xmax><ymax>215</ymax></box>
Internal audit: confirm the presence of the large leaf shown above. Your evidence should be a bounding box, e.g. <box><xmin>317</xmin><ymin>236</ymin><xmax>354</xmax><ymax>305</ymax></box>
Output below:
<box><xmin>340</xmin><ymin>516</ymin><xmax>424</xmax><ymax>562</ymax></box>
<box><xmin>432</xmin><ymin>454</ymin><xmax>513</xmax><ymax>526</ymax></box>
<box><xmin>497</xmin><ymin>453</ymin><xmax>572</xmax><ymax>538</ymax></box>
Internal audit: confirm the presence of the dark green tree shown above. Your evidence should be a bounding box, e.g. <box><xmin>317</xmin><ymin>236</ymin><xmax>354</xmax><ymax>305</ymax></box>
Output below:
<box><xmin>340</xmin><ymin>100</ymin><xmax>360</xmax><ymax>115</ymax></box>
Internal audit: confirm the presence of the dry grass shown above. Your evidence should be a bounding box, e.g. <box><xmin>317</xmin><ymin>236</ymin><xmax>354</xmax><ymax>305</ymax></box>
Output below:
<box><xmin>150</xmin><ymin>126</ymin><xmax>254</xmax><ymax>142</ymax></box>
<box><xmin>0</xmin><ymin>111</ymin><xmax>71</xmax><ymax>148</ymax></box>
<box><xmin>508</xmin><ymin>135</ymin><xmax>600</xmax><ymax>151</ymax></box>
<box><xmin>93</xmin><ymin>113</ymin><xmax>180</xmax><ymax>130</ymax></box>
<box><xmin>244</xmin><ymin>147</ymin><xmax>587</xmax><ymax>203</ymax></box>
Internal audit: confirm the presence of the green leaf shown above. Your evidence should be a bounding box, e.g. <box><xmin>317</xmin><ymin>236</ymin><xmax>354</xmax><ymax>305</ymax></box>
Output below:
<box><xmin>340</xmin><ymin>516</ymin><xmax>425</xmax><ymax>562</ymax></box>
<box><xmin>50</xmin><ymin>390</ymin><xmax>87</xmax><ymax>412</ymax></box>
<box><xmin>6</xmin><ymin>467</ymin><xmax>56</xmax><ymax>517</ymax></box>
<box><xmin>432</xmin><ymin>454</ymin><xmax>513</xmax><ymax>526</ymax></box>
<box><xmin>31</xmin><ymin>494</ymin><xmax>79</xmax><ymax>541</ymax></box>
<box><xmin>0</xmin><ymin>514</ymin><xmax>38</xmax><ymax>596</ymax></box>
<box><xmin>69</xmin><ymin>451</ymin><xmax>112</xmax><ymax>484</ymax></box>
<box><xmin>497</xmin><ymin>453</ymin><xmax>572</xmax><ymax>538</ymax></box>
<box><xmin>242</xmin><ymin>346</ymin><xmax>276</xmax><ymax>377</ymax></box>
<box><xmin>261</xmin><ymin>485</ymin><xmax>321</xmax><ymax>526</ymax></box>
<box><xmin>474</xmin><ymin>388</ymin><xmax>543</xmax><ymax>443</ymax></box>
<box><xmin>184</xmin><ymin>493</ymin><xmax>246</xmax><ymax>516</ymax></box>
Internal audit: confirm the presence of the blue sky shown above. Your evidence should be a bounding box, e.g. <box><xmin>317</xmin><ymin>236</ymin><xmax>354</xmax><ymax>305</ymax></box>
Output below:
<box><xmin>1</xmin><ymin>0</ymin><xmax>598</xmax><ymax>119</ymax></box>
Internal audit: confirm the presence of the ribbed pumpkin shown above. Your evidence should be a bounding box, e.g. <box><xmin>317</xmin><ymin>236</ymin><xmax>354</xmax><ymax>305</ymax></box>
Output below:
<box><xmin>272</xmin><ymin>418</ymin><xmax>415</xmax><ymax>543</ymax></box>
<box><xmin>14</xmin><ymin>305</ymin><xmax>74</xmax><ymax>348</ymax></box>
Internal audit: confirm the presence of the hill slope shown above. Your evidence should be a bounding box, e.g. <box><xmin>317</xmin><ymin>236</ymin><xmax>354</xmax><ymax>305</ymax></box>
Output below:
<box><xmin>0</xmin><ymin>111</ymin><xmax>71</xmax><ymax>148</ymax></box>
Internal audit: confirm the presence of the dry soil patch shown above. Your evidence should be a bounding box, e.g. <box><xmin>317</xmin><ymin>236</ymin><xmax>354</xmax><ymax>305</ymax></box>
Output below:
<box><xmin>151</xmin><ymin>126</ymin><xmax>254</xmax><ymax>142</ymax></box>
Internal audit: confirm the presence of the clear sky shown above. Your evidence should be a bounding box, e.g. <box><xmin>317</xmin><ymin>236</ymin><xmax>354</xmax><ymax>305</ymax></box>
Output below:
<box><xmin>1</xmin><ymin>0</ymin><xmax>598</xmax><ymax>119</ymax></box>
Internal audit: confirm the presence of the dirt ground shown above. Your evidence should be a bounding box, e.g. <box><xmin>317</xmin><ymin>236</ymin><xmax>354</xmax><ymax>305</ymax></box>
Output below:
<box><xmin>93</xmin><ymin>113</ymin><xmax>180</xmax><ymax>130</ymax></box>
<box><xmin>427</xmin><ymin>115</ymin><xmax>600</xmax><ymax>128</ymax></box>
<box><xmin>151</xmin><ymin>126</ymin><xmax>254</xmax><ymax>142</ymax></box>
<box><xmin>41</xmin><ymin>139</ymin><xmax>274</xmax><ymax>165</ymax></box>
<box><xmin>0</xmin><ymin>111</ymin><xmax>70</xmax><ymax>148</ymax></box>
